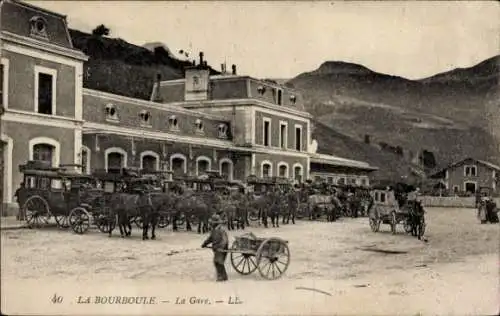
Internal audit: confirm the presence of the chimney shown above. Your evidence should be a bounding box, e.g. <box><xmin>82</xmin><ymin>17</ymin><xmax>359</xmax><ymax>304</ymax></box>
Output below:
<box><xmin>154</xmin><ymin>73</ymin><xmax>163</xmax><ymax>102</ymax></box>
<box><xmin>199</xmin><ymin>52</ymin><xmax>204</xmax><ymax>66</ymax></box>
<box><xmin>203</xmin><ymin>61</ymin><xmax>208</xmax><ymax>67</ymax></box>
<box><xmin>192</xmin><ymin>60</ymin><xmax>196</xmax><ymax>66</ymax></box>
<box><xmin>232</xmin><ymin>64</ymin><xmax>237</xmax><ymax>75</ymax></box>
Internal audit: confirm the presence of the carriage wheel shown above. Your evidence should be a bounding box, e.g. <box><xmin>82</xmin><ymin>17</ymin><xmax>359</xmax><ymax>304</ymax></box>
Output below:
<box><xmin>69</xmin><ymin>207</ymin><xmax>91</xmax><ymax>235</ymax></box>
<box><xmin>157</xmin><ymin>212</ymin><xmax>170</xmax><ymax>228</ymax></box>
<box><xmin>248</xmin><ymin>208</ymin><xmax>260</xmax><ymax>221</ymax></box>
<box><xmin>96</xmin><ymin>210</ymin><xmax>116</xmax><ymax>234</ymax></box>
<box><xmin>403</xmin><ymin>219</ymin><xmax>412</xmax><ymax>234</ymax></box>
<box><xmin>23</xmin><ymin>195</ymin><xmax>51</xmax><ymax>228</ymax></box>
<box><xmin>134</xmin><ymin>215</ymin><xmax>144</xmax><ymax>229</ymax></box>
<box><xmin>54</xmin><ymin>215</ymin><xmax>70</xmax><ymax>229</ymax></box>
<box><xmin>189</xmin><ymin>214</ymin><xmax>199</xmax><ymax>225</ymax></box>
<box><xmin>230</xmin><ymin>243</ymin><xmax>258</xmax><ymax>275</ymax></box>
<box><xmin>295</xmin><ymin>204</ymin><xmax>306</xmax><ymax>219</ymax></box>
<box><xmin>390</xmin><ymin>211</ymin><xmax>397</xmax><ymax>235</ymax></box>
<box><xmin>368</xmin><ymin>208</ymin><xmax>380</xmax><ymax>232</ymax></box>
<box><xmin>256</xmin><ymin>238</ymin><xmax>290</xmax><ymax>280</ymax></box>
<box><xmin>176</xmin><ymin>213</ymin><xmax>186</xmax><ymax>227</ymax></box>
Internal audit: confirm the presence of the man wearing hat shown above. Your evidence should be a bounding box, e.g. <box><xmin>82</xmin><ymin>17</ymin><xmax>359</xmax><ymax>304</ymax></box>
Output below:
<box><xmin>201</xmin><ymin>214</ymin><xmax>229</xmax><ymax>281</ymax></box>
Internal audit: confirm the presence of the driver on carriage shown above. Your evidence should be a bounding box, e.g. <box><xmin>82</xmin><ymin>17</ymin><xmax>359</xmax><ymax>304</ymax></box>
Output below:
<box><xmin>405</xmin><ymin>187</ymin><xmax>421</xmax><ymax>210</ymax></box>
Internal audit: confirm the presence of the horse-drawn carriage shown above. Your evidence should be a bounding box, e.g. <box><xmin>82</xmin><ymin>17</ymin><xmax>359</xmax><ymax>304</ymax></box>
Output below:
<box><xmin>245</xmin><ymin>176</ymin><xmax>298</xmax><ymax>224</ymax></box>
<box><xmin>228</xmin><ymin>232</ymin><xmax>290</xmax><ymax>280</ymax></box>
<box><xmin>91</xmin><ymin>168</ymin><xmax>173</xmax><ymax>231</ymax></box>
<box><xmin>368</xmin><ymin>184</ymin><xmax>426</xmax><ymax>238</ymax></box>
<box><xmin>18</xmin><ymin>161</ymin><xmax>115</xmax><ymax>234</ymax></box>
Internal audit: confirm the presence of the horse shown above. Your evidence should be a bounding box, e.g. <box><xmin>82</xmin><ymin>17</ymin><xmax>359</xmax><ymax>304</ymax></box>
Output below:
<box><xmin>308</xmin><ymin>193</ymin><xmax>334</xmax><ymax>221</ymax></box>
<box><xmin>108</xmin><ymin>191</ymin><xmax>158</xmax><ymax>240</ymax></box>
<box><xmin>282</xmin><ymin>190</ymin><xmax>299</xmax><ymax>225</ymax></box>
<box><xmin>263</xmin><ymin>190</ymin><xmax>283</xmax><ymax>228</ymax></box>
<box><xmin>406</xmin><ymin>200</ymin><xmax>426</xmax><ymax>240</ymax></box>
<box><xmin>174</xmin><ymin>192</ymin><xmax>211</xmax><ymax>234</ymax></box>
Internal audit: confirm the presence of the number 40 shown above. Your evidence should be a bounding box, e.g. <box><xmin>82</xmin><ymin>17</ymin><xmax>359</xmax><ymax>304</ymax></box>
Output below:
<box><xmin>51</xmin><ymin>294</ymin><xmax>63</xmax><ymax>304</ymax></box>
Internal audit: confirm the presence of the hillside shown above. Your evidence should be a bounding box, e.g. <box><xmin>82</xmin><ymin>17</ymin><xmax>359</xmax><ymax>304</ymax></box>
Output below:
<box><xmin>70</xmin><ymin>29</ymin><xmax>219</xmax><ymax>100</ymax></box>
<box><xmin>289</xmin><ymin>56</ymin><xmax>500</xmax><ymax>173</ymax></box>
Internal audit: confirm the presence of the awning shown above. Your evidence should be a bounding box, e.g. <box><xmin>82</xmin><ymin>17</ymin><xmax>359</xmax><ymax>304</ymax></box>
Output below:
<box><xmin>309</xmin><ymin>153</ymin><xmax>378</xmax><ymax>171</ymax></box>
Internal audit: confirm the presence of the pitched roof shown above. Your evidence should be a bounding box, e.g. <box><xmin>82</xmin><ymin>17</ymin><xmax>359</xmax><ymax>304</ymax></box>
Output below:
<box><xmin>429</xmin><ymin>157</ymin><xmax>500</xmax><ymax>178</ymax></box>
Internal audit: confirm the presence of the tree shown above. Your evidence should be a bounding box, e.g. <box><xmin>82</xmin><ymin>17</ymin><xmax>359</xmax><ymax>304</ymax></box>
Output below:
<box><xmin>92</xmin><ymin>24</ymin><xmax>110</xmax><ymax>37</ymax></box>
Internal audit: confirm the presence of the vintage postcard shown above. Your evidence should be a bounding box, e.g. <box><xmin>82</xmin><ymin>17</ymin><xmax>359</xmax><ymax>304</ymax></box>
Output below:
<box><xmin>1</xmin><ymin>0</ymin><xmax>499</xmax><ymax>315</ymax></box>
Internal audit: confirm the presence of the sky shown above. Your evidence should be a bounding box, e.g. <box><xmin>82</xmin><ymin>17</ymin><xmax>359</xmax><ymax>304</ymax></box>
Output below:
<box><xmin>29</xmin><ymin>1</ymin><xmax>500</xmax><ymax>80</ymax></box>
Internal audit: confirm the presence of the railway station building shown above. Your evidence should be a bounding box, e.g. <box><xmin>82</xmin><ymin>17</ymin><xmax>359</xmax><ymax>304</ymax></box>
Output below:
<box><xmin>0</xmin><ymin>0</ymin><xmax>377</xmax><ymax>212</ymax></box>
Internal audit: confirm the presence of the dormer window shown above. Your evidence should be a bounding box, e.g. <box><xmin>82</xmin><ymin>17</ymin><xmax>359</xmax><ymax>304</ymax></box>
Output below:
<box><xmin>218</xmin><ymin>123</ymin><xmax>228</xmax><ymax>138</ymax></box>
<box><xmin>195</xmin><ymin>119</ymin><xmax>204</xmax><ymax>133</ymax></box>
<box><xmin>105</xmin><ymin>103</ymin><xmax>118</xmax><ymax>121</ymax></box>
<box><xmin>139</xmin><ymin>110</ymin><xmax>152</xmax><ymax>126</ymax></box>
<box><xmin>30</xmin><ymin>16</ymin><xmax>48</xmax><ymax>40</ymax></box>
<box><xmin>277</xmin><ymin>89</ymin><xmax>283</xmax><ymax>105</ymax></box>
<box><xmin>168</xmin><ymin>115</ymin><xmax>179</xmax><ymax>131</ymax></box>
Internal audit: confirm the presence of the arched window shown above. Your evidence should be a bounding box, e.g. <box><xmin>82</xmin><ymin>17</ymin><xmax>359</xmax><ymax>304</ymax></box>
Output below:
<box><xmin>170</xmin><ymin>153</ymin><xmax>187</xmax><ymax>177</ymax></box>
<box><xmin>29</xmin><ymin>137</ymin><xmax>60</xmax><ymax>167</ymax></box>
<box><xmin>261</xmin><ymin>160</ymin><xmax>272</xmax><ymax>178</ymax></box>
<box><xmin>277</xmin><ymin>162</ymin><xmax>289</xmax><ymax>178</ymax></box>
<box><xmin>104</xmin><ymin>147</ymin><xmax>127</xmax><ymax>172</ymax></box>
<box><xmin>140</xmin><ymin>151</ymin><xmax>160</xmax><ymax>171</ymax></box>
<box><xmin>196</xmin><ymin>156</ymin><xmax>211</xmax><ymax>176</ymax></box>
<box><xmin>81</xmin><ymin>146</ymin><xmax>91</xmax><ymax>174</ymax></box>
<box><xmin>33</xmin><ymin>144</ymin><xmax>54</xmax><ymax>163</ymax></box>
<box><xmin>293</xmin><ymin>163</ymin><xmax>303</xmax><ymax>183</ymax></box>
<box><xmin>219</xmin><ymin>158</ymin><xmax>233</xmax><ymax>181</ymax></box>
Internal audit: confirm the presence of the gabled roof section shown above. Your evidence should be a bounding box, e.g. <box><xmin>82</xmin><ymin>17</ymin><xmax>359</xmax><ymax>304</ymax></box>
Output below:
<box><xmin>1</xmin><ymin>0</ymin><xmax>74</xmax><ymax>49</ymax></box>
<box><xmin>429</xmin><ymin>157</ymin><xmax>500</xmax><ymax>178</ymax></box>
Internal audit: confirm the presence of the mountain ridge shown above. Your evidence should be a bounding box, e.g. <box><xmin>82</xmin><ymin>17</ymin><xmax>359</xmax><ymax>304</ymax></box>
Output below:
<box><xmin>288</xmin><ymin>53</ymin><xmax>500</xmax><ymax>177</ymax></box>
<box><xmin>68</xmin><ymin>27</ymin><xmax>499</xmax><ymax>181</ymax></box>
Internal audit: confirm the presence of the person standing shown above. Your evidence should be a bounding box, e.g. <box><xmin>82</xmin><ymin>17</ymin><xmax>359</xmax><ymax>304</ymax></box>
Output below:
<box><xmin>201</xmin><ymin>214</ymin><xmax>229</xmax><ymax>282</ymax></box>
<box><xmin>14</xmin><ymin>182</ymin><xmax>25</xmax><ymax>220</ymax></box>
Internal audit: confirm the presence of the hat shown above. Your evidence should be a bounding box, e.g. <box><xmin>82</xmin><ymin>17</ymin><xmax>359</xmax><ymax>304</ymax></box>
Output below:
<box><xmin>210</xmin><ymin>214</ymin><xmax>224</xmax><ymax>225</ymax></box>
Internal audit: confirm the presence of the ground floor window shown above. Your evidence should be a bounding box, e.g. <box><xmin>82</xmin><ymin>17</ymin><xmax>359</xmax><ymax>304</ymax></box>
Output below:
<box><xmin>142</xmin><ymin>155</ymin><xmax>157</xmax><ymax>172</ymax></box>
<box><xmin>107</xmin><ymin>152</ymin><xmax>124</xmax><ymax>170</ymax></box>
<box><xmin>81</xmin><ymin>149</ymin><xmax>89</xmax><ymax>174</ymax></box>
<box><xmin>278</xmin><ymin>164</ymin><xmax>288</xmax><ymax>178</ymax></box>
<box><xmin>171</xmin><ymin>156</ymin><xmax>186</xmax><ymax>177</ymax></box>
<box><xmin>220</xmin><ymin>160</ymin><xmax>233</xmax><ymax>180</ymax></box>
<box><xmin>262</xmin><ymin>163</ymin><xmax>272</xmax><ymax>178</ymax></box>
<box><xmin>33</xmin><ymin>143</ymin><xmax>54</xmax><ymax>164</ymax></box>
<box><xmin>294</xmin><ymin>166</ymin><xmax>303</xmax><ymax>183</ymax></box>
<box><xmin>197</xmin><ymin>159</ymin><xmax>210</xmax><ymax>176</ymax></box>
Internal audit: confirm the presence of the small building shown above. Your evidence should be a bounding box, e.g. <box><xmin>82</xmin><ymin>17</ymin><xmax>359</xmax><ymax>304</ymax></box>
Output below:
<box><xmin>429</xmin><ymin>158</ymin><xmax>499</xmax><ymax>196</ymax></box>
